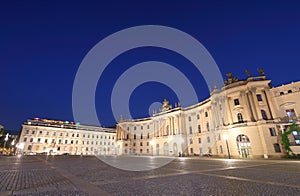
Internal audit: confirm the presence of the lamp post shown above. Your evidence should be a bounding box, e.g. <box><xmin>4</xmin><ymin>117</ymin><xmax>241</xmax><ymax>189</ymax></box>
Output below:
<box><xmin>149</xmin><ymin>140</ymin><xmax>154</xmax><ymax>156</ymax></box>
<box><xmin>223</xmin><ymin>134</ymin><xmax>231</xmax><ymax>159</ymax></box>
<box><xmin>2</xmin><ymin>133</ymin><xmax>9</xmax><ymax>154</ymax></box>
<box><xmin>10</xmin><ymin>139</ymin><xmax>15</xmax><ymax>155</ymax></box>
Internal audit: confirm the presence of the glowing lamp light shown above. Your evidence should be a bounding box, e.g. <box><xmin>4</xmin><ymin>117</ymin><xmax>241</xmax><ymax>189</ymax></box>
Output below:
<box><xmin>223</xmin><ymin>134</ymin><xmax>229</xmax><ymax>140</ymax></box>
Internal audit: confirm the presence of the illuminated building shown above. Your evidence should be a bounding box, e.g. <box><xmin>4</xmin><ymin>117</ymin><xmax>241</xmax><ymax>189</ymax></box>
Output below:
<box><xmin>116</xmin><ymin>69</ymin><xmax>300</xmax><ymax>158</ymax></box>
<box><xmin>18</xmin><ymin>118</ymin><xmax>116</xmax><ymax>155</ymax></box>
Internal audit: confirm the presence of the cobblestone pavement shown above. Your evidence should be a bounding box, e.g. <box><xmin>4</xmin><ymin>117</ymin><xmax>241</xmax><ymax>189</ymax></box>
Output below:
<box><xmin>0</xmin><ymin>155</ymin><xmax>299</xmax><ymax>195</ymax></box>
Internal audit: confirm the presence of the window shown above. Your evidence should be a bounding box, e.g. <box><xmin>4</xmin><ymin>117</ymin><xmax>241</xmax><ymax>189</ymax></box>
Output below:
<box><xmin>58</xmin><ymin>139</ymin><xmax>61</xmax><ymax>144</ymax></box>
<box><xmin>45</xmin><ymin>139</ymin><xmax>48</xmax><ymax>143</ymax></box>
<box><xmin>88</xmin><ymin>135</ymin><xmax>90</xmax><ymax>138</ymax></box>
<box><xmin>219</xmin><ymin>145</ymin><xmax>223</xmax><ymax>154</ymax></box>
<box><xmin>206</xmin><ymin>123</ymin><xmax>210</xmax><ymax>132</ymax></box>
<box><xmin>208</xmin><ymin>147</ymin><xmax>212</xmax><ymax>154</ymax></box>
<box><xmin>87</xmin><ymin>141</ymin><xmax>89</xmax><ymax>145</ymax></box>
<box><xmin>189</xmin><ymin>126</ymin><xmax>193</xmax><ymax>134</ymax></box>
<box><xmin>53</xmin><ymin>132</ymin><xmax>56</xmax><ymax>136</ymax></box>
<box><xmin>147</xmin><ymin>125</ymin><xmax>150</xmax><ymax>129</ymax></box>
<box><xmin>77</xmin><ymin>134</ymin><xmax>79</xmax><ymax>137</ymax></box>
<box><xmin>269</xmin><ymin>127</ymin><xmax>277</xmax><ymax>136</ymax></box>
<box><xmin>127</xmin><ymin>127</ymin><xmax>129</xmax><ymax>131</ymax></box>
<box><xmin>273</xmin><ymin>143</ymin><xmax>281</xmax><ymax>153</ymax></box>
<box><xmin>60</xmin><ymin>133</ymin><xmax>63</xmax><ymax>137</ymax></box>
<box><xmin>134</xmin><ymin>134</ymin><xmax>136</xmax><ymax>140</ymax></box>
<box><xmin>197</xmin><ymin>114</ymin><xmax>200</xmax><ymax>119</ymax></box>
<box><xmin>189</xmin><ymin>138</ymin><xmax>193</xmax><ymax>144</ymax></box>
<box><xmin>141</xmin><ymin>134</ymin><xmax>143</xmax><ymax>139</ymax></box>
<box><xmin>140</xmin><ymin>142</ymin><xmax>143</xmax><ymax>146</ymax></box>
<box><xmin>292</xmin><ymin>130</ymin><xmax>300</xmax><ymax>144</ymax></box>
<box><xmin>26</xmin><ymin>130</ymin><xmax>29</xmax><ymax>134</ymax></box>
<box><xmin>140</xmin><ymin>149</ymin><xmax>143</xmax><ymax>153</ymax></box>
<box><xmin>190</xmin><ymin>148</ymin><xmax>194</xmax><ymax>154</ymax></box>
<box><xmin>199</xmin><ymin>148</ymin><xmax>203</xmax><ymax>155</ymax></box>
<box><xmin>23</xmin><ymin>137</ymin><xmax>27</xmax><ymax>142</ymax></box>
<box><xmin>126</xmin><ymin>134</ymin><xmax>129</xmax><ymax>140</ymax></box>
<box><xmin>65</xmin><ymin>140</ymin><xmax>68</xmax><ymax>144</ymax></box>
<box><xmin>27</xmin><ymin>145</ymin><xmax>32</xmax><ymax>151</ymax></box>
<box><xmin>188</xmin><ymin>116</ymin><xmax>191</xmax><ymax>122</ymax></box>
<box><xmin>134</xmin><ymin>126</ymin><xmax>136</xmax><ymax>131</ymax></box>
<box><xmin>141</xmin><ymin>126</ymin><xmax>143</xmax><ymax>130</ymax></box>
<box><xmin>234</xmin><ymin>98</ymin><xmax>240</xmax><ymax>106</ymax></box>
<box><xmin>288</xmin><ymin>90</ymin><xmax>292</xmax><ymax>93</ymax></box>
<box><xmin>280</xmin><ymin>92</ymin><xmax>284</xmax><ymax>95</ymax></box>
<box><xmin>147</xmin><ymin>149</ymin><xmax>149</xmax><ymax>153</ymax></box>
<box><xmin>76</xmin><ymin>140</ymin><xmax>78</xmax><ymax>144</ymax></box>
<box><xmin>198</xmin><ymin>125</ymin><xmax>201</xmax><ymax>133</ymax></box>
<box><xmin>237</xmin><ymin>113</ymin><xmax>243</xmax><ymax>123</ymax></box>
<box><xmin>261</xmin><ymin>110</ymin><xmax>268</xmax><ymax>120</ymax></box>
<box><xmin>286</xmin><ymin>109</ymin><xmax>296</xmax><ymax>118</ymax></box>
<box><xmin>147</xmin><ymin>142</ymin><xmax>149</xmax><ymax>146</ymax></box>
<box><xmin>205</xmin><ymin>111</ymin><xmax>208</xmax><ymax>117</ymax></box>
<box><xmin>32</xmin><ymin>130</ymin><xmax>35</xmax><ymax>134</ymax></box>
<box><xmin>207</xmin><ymin>136</ymin><xmax>210</xmax><ymax>143</ymax></box>
<box><xmin>51</xmin><ymin>139</ymin><xmax>55</xmax><ymax>143</ymax></box>
<box><xmin>256</xmin><ymin>94</ymin><xmax>263</xmax><ymax>102</ymax></box>
<box><xmin>198</xmin><ymin>138</ymin><xmax>201</xmax><ymax>143</ymax></box>
<box><xmin>39</xmin><ymin>131</ymin><xmax>43</xmax><ymax>134</ymax></box>
<box><xmin>133</xmin><ymin>142</ymin><xmax>136</xmax><ymax>147</ymax></box>
<box><xmin>30</xmin><ymin>138</ymin><xmax>33</xmax><ymax>142</ymax></box>
<box><xmin>46</xmin><ymin>132</ymin><xmax>49</xmax><ymax>136</ymax></box>
<box><xmin>83</xmin><ymin>134</ymin><xmax>85</xmax><ymax>138</ymax></box>
<box><xmin>147</xmin><ymin>133</ymin><xmax>150</xmax><ymax>139</ymax></box>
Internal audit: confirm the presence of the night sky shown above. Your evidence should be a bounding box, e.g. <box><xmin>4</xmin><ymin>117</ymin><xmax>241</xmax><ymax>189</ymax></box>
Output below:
<box><xmin>1</xmin><ymin>1</ymin><xmax>300</xmax><ymax>132</ymax></box>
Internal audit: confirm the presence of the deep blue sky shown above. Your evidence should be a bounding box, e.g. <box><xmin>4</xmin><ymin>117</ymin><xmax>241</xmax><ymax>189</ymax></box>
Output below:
<box><xmin>1</xmin><ymin>0</ymin><xmax>300</xmax><ymax>131</ymax></box>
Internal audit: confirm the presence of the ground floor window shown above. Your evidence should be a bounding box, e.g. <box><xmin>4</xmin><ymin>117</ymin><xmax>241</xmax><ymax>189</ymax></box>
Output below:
<box><xmin>273</xmin><ymin>143</ymin><xmax>281</xmax><ymax>153</ymax></box>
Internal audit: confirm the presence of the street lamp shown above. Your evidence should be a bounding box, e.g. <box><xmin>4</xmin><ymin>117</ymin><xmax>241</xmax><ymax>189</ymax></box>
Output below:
<box><xmin>1</xmin><ymin>133</ymin><xmax>9</xmax><ymax>154</ymax></box>
<box><xmin>223</xmin><ymin>134</ymin><xmax>231</xmax><ymax>159</ymax></box>
<box><xmin>149</xmin><ymin>140</ymin><xmax>154</xmax><ymax>156</ymax></box>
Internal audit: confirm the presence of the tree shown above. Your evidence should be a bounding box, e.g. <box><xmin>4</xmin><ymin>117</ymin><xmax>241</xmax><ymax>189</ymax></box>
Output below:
<box><xmin>282</xmin><ymin>122</ymin><xmax>300</xmax><ymax>157</ymax></box>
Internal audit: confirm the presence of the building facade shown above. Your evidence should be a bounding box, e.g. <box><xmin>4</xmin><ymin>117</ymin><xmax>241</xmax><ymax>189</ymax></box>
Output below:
<box><xmin>18</xmin><ymin>118</ymin><xmax>116</xmax><ymax>155</ymax></box>
<box><xmin>116</xmin><ymin>70</ymin><xmax>300</xmax><ymax>158</ymax></box>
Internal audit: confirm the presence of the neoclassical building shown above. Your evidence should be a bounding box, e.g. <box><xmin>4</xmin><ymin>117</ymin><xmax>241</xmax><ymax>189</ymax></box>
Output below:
<box><xmin>116</xmin><ymin>70</ymin><xmax>300</xmax><ymax>158</ymax></box>
<box><xmin>18</xmin><ymin>118</ymin><xmax>116</xmax><ymax>155</ymax></box>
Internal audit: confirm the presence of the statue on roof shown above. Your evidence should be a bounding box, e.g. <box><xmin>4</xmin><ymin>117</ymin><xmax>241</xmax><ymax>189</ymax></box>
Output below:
<box><xmin>161</xmin><ymin>98</ymin><xmax>172</xmax><ymax>112</ymax></box>
<box><xmin>246</xmin><ymin>69</ymin><xmax>251</xmax><ymax>78</ymax></box>
<box><xmin>258</xmin><ymin>68</ymin><xmax>265</xmax><ymax>76</ymax></box>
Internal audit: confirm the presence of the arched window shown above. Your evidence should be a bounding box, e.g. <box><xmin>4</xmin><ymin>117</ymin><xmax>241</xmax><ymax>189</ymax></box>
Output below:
<box><xmin>261</xmin><ymin>110</ymin><xmax>268</xmax><ymax>120</ymax></box>
<box><xmin>189</xmin><ymin>126</ymin><xmax>193</xmax><ymax>134</ymax></box>
<box><xmin>206</xmin><ymin>123</ymin><xmax>210</xmax><ymax>132</ymax></box>
<box><xmin>288</xmin><ymin>90</ymin><xmax>292</xmax><ymax>93</ymax></box>
<box><xmin>134</xmin><ymin>134</ymin><xmax>136</xmax><ymax>140</ymax></box>
<box><xmin>140</xmin><ymin>133</ymin><xmax>143</xmax><ymax>139</ymax></box>
<box><xmin>237</xmin><ymin>113</ymin><xmax>243</xmax><ymax>123</ymax></box>
<box><xmin>166</xmin><ymin>125</ymin><xmax>169</xmax><ymax>135</ymax></box>
<box><xmin>236</xmin><ymin>134</ymin><xmax>251</xmax><ymax>158</ymax></box>
<box><xmin>126</xmin><ymin>134</ymin><xmax>129</xmax><ymax>140</ymax></box>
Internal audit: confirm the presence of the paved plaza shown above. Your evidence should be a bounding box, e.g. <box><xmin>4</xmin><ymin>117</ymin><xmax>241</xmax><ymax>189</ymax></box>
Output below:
<box><xmin>0</xmin><ymin>155</ymin><xmax>299</xmax><ymax>196</ymax></box>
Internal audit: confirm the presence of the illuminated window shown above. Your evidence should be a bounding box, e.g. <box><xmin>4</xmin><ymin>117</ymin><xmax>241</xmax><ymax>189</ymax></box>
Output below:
<box><xmin>237</xmin><ymin>113</ymin><xmax>243</xmax><ymax>123</ymax></box>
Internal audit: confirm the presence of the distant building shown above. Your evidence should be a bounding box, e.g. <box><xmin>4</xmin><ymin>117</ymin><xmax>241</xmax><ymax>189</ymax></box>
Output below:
<box><xmin>116</xmin><ymin>69</ymin><xmax>300</xmax><ymax>158</ymax></box>
<box><xmin>18</xmin><ymin>118</ymin><xmax>116</xmax><ymax>155</ymax></box>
